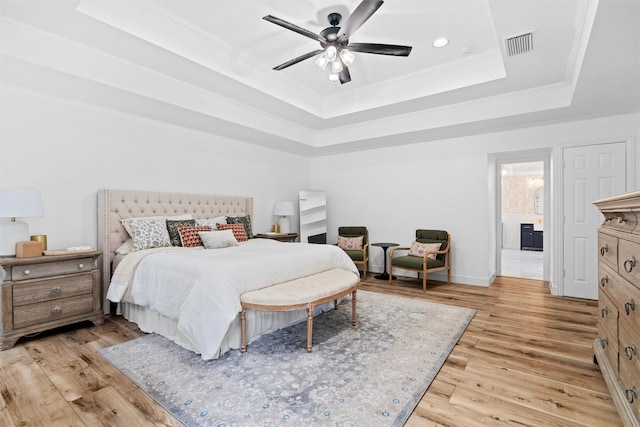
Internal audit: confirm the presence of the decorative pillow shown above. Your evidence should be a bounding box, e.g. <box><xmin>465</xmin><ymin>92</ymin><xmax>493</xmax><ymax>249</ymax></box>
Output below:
<box><xmin>124</xmin><ymin>218</ymin><xmax>172</xmax><ymax>251</ymax></box>
<box><xmin>177</xmin><ymin>225</ymin><xmax>212</xmax><ymax>247</ymax></box>
<box><xmin>121</xmin><ymin>214</ymin><xmax>192</xmax><ymax>236</ymax></box>
<box><xmin>199</xmin><ymin>230</ymin><xmax>239</xmax><ymax>249</ymax></box>
<box><xmin>226</xmin><ymin>215</ymin><xmax>253</xmax><ymax>239</ymax></box>
<box><xmin>408</xmin><ymin>241</ymin><xmax>442</xmax><ymax>259</ymax></box>
<box><xmin>215</xmin><ymin>223</ymin><xmax>248</xmax><ymax>242</ymax></box>
<box><xmin>166</xmin><ymin>219</ymin><xmax>196</xmax><ymax>246</ymax></box>
<box><xmin>195</xmin><ymin>216</ymin><xmax>227</xmax><ymax>228</ymax></box>
<box><xmin>337</xmin><ymin>236</ymin><xmax>364</xmax><ymax>251</ymax></box>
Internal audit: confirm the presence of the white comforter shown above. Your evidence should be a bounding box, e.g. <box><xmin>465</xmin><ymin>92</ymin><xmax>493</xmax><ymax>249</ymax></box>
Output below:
<box><xmin>107</xmin><ymin>239</ymin><xmax>359</xmax><ymax>359</ymax></box>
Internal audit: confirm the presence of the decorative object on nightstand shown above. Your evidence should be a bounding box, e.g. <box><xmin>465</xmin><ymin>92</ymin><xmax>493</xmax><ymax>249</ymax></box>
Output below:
<box><xmin>0</xmin><ymin>250</ymin><xmax>104</xmax><ymax>350</ymax></box>
<box><xmin>273</xmin><ymin>201</ymin><xmax>295</xmax><ymax>234</ymax></box>
<box><xmin>0</xmin><ymin>188</ymin><xmax>45</xmax><ymax>256</ymax></box>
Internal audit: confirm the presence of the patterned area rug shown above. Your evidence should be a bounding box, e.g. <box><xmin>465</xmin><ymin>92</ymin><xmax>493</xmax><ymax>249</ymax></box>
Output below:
<box><xmin>99</xmin><ymin>290</ymin><xmax>475</xmax><ymax>426</ymax></box>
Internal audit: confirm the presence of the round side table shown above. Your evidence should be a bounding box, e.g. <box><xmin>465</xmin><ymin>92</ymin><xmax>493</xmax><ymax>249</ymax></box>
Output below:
<box><xmin>372</xmin><ymin>242</ymin><xmax>399</xmax><ymax>280</ymax></box>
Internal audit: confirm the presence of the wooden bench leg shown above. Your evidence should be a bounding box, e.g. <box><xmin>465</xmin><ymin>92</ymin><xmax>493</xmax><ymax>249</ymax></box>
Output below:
<box><xmin>352</xmin><ymin>290</ymin><xmax>357</xmax><ymax>326</ymax></box>
<box><xmin>307</xmin><ymin>305</ymin><xmax>314</xmax><ymax>352</ymax></box>
<box><xmin>240</xmin><ymin>308</ymin><xmax>247</xmax><ymax>353</ymax></box>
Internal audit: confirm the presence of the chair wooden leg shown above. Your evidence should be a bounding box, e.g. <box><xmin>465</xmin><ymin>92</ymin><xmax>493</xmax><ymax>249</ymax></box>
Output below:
<box><xmin>389</xmin><ymin>265</ymin><xmax>393</xmax><ymax>283</ymax></box>
<box><xmin>240</xmin><ymin>308</ymin><xmax>247</xmax><ymax>353</ymax></box>
<box><xmin>423</xmin><ymin>271</ymin><xmax>427</xmax><ymax>292</ymax></box>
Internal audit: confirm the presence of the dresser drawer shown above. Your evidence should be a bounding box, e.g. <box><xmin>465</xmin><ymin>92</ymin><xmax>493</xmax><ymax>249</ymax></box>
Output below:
<box><xmin>620</xmin><ymin>350</ymin><xmax>640</xmax><ymax>421</ymax></box>
<box><xmin>598</xmin><ymin>288</ymin><xmax>619</xmax><ymax>373</ymax></box>
<box><xmin>11</xmin><ymin>258</ymin><xmax>94</xmax><ymax>281</ymax></box>
<box><xmin>13</xmin><ymin>294</ymin><xmax>94</xmax><ymax>329</ymax></box>
<box><xmin>598</xmin><ymin>232</ymin><xmax>618</xmax><ymax>271</ymax></box>
<box><xmin>619</xmin><ymin>238</ymin><xmax>640</xmax><ymax>289</ymax></box>
<box><xmin>599</xmin><ymin>262</ymin><xmax>621</xmax><ymax>304</ymax></box>
<box><xmin>12</xmin><ymin>274</ymin><xmax>93</xmax><ymax>307</ymax></box>
<box><xmin>603</xmin><ymin>212</ymin><xmax>639</xmax><ymax>233</ymax></box>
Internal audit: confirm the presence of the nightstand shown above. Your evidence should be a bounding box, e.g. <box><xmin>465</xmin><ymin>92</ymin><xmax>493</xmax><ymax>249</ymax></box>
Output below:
<box><xmin>255</xmin><ymin>233</ymin><xmax>299</xmax><ymax>242</ymax></box>
<box><xmin>0</xmin><ymin>251</ymin><xmax>104</xmax><ymax>350</ymax></box>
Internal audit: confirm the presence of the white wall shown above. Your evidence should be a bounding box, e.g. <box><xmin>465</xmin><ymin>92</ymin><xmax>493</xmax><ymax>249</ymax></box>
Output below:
<box><xmin>311</xmin><ymin>113</ymin><xmax>640</xmax><ymax>286</ymax></box>
<box><xmin>0</xmin><ymin>82</ymin><xmax>310</xmax><ymax>250</ymax></box>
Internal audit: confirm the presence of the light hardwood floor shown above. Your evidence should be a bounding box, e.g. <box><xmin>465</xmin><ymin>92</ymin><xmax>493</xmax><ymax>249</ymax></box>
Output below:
<box><xmin>0</xmin><ymin>274</ymin><xmax>622</xmax><ymax>426</ymax></box>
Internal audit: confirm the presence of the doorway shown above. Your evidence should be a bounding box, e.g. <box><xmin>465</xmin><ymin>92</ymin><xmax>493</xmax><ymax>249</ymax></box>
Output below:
<box><xmin>500</xmin><ymin>161</ymin><xmax>544</xmax><ymax>279</ymax></box>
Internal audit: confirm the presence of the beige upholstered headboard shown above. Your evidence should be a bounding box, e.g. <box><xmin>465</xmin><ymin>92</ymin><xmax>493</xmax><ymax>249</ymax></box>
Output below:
<box><xmin>97</xmin><ymin>189</ymin><xmax>253</xmax><ymax>314</ymax></box>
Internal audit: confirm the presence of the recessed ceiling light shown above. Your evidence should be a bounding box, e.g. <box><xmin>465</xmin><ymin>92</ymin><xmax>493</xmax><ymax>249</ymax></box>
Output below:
<box><xmin>433</xmin><ymin>37</ymin><xmax>449</xmax><ymax>48</ymax></box>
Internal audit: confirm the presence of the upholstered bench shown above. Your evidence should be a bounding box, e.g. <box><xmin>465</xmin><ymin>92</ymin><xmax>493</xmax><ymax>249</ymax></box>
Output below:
<box><xmin>240</xmin><ymin>268</ymin><xmax>359</xmax><ymax>353</ymax></box>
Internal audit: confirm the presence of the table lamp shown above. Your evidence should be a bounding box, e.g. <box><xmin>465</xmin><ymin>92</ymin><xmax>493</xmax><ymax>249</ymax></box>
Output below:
<box><xmin>273</xmin><ymin>201</ymin><xmax>294</xmax><ymax>234</ymax></box>
<box><xmin>0</xmin><ymin>188</ymin><xmax>45</xmax><ymax>256</ymax></box>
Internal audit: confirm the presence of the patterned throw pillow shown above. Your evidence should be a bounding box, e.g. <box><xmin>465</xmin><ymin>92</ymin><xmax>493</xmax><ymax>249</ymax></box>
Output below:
<box><xmin>226</xmin><ymin>215</ymin><xmax>253</xmax><ymax>239</ymax></box>
<box><xmin>337</xmin><ymin>236</ymin><xmax>363</xmax><ymax>251</ymax></box>
<box><xmin>177</xmin><ymin>225</ymin><xmax>212</xmax><ymax>247</ymax></box>
<box><xmin>123</xmin><ymin>218</ymin><xmax>172</xmax><ymax>251</ymax></box>
<box><xmin>408</xmin><ymin>241</ymin><xmax>442</xmax><ymax>260</ymax></box>
<box><xmin>166</xmin><ymin>219</ymin><xmax>196</xmax><ymax>246</ymax></box>
<box><xmin>215</xmin><ymin>223</ymin><xmax>248</xmax><ymax>242</ymax></box>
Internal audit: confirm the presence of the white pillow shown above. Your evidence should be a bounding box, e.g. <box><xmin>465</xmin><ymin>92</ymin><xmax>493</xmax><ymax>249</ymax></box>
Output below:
<box><xmin>199</xmin><ymin>230</ymin><xmax>238</xmax><ymax>249</ymax></box>
<box><xmin>115</xmin><ymin>239</ymin><xmax>134</xmax><ymax>255</ymax></box>
<box><xmin>195</xmin><ymin>216</ymin><xmax>227</xmax><ymax>228</ymax></box>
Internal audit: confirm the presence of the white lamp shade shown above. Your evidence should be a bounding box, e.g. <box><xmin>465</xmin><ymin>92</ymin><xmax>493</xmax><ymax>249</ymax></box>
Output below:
<box><xmin>273</xmin><ymin>201</ymin><xmax>295</xmax><ymax>217</ymax></box>
<box><xmin>0</xmin><ymin>188</ymin><xmax>44</xmax><ymax>218</ymax></box>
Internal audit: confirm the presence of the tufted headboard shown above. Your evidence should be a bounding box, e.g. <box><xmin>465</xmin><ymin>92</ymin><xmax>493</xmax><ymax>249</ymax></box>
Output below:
<box><xmin>97</xmin><ymin>189</ymin><xmax>253</xmax><ymax>314</ymax></box>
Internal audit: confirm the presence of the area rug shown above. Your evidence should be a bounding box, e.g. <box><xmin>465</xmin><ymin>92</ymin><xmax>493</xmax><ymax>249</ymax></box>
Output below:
<box><xmin>99</xmin><ymin>290</ymin><xmax>475</xmax><ymax>426</ymax></box>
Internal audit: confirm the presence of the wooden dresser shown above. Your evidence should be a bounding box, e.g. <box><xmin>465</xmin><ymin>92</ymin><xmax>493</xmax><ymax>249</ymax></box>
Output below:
<box><xmin>594</xmin><ymin>190</ymin><xmax>640</xmax><ymax>427</ymax></box>
<box><xmin>0</xmin><ymin>251</ymin><xmax>104</xmax><ymax>350</ymax></box>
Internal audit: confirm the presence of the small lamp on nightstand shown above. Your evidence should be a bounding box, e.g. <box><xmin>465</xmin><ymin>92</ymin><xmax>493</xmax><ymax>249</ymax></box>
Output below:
<box><xmin>0</xmin><ymin>188</ymin><xmax>45</xmax><ymax>256</ymax></box>
<box><xmin>273</xmin><ymin>201</ymin><xmax>294</xmax><ymax>234</ymax></box>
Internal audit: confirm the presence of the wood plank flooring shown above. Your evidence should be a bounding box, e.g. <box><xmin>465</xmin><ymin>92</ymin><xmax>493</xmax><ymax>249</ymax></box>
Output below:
<box><xmin>0</xmin><ymin>274</ymin><xmax>622</xmax><ymax>426</ymax></box>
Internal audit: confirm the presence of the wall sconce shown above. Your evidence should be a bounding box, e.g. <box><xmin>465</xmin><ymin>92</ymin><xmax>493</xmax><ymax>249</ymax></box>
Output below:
<box><xmin>0</xmin><ymin>188</ymin><xmax>45</xmax><ymax>256</ymax></box>
<box><xmin>273</xmin><ymin>201</ymin><xmax>294</xmax><ymax>234</ymax></box>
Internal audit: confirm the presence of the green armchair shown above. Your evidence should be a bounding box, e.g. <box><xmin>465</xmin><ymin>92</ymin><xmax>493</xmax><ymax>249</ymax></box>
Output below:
<box><xmin>337</xmin><ymin>226</ymin><xmax>369</xmax><ymax>278</ymax></box>
<box><xmin>389</xmin><ymin>229</ymin><xmax>451</xmax><ymax>291</ymax></box>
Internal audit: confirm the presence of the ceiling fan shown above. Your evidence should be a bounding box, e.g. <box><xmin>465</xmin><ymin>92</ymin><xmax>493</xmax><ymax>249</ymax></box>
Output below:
<box><xmin>263</xmin><ymin>0</ymin><xmax>412</xmax><ymax>84</ymax></box>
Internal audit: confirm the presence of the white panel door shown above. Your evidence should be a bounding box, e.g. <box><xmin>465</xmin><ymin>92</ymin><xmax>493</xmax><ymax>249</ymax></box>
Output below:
<box><xmin>563</xmin><ymin>142</ymin><xmax>626</xmax><ymax>299</ymax></box>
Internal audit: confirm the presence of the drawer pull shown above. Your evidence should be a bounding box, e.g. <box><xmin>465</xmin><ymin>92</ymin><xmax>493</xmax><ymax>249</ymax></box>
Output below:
<box><xmin>50</xmin><ymin>287</ymin><xmax>62</xmax><ymax>296</ymax></box>
<box><xmin>51</xmin><ymin>306</ymin><xmax>63</xmax><ymax>317</ymax></box>
<box><xmin>625</xmin><ymin>299</ymin><xmax>636</xmax><ymax>316</ymax></box>
<box><xmin>624</xmin><ymin>256</ymin><xmax>637</xmax><ymax>273</ymax></box>
<box><xmin>600</xmin><ymin>337</ymin><xmax>608</xmax><ymax>348</ymax></box>
<box><xmin>625</xmin><ymin>344</ymin><xmax>637</xmax><ymax>360</ymax></box>
<box><xmin>601</xmin><ymin>307</ymin><xmax>608</xmax><ymax>318</ymax></box>
<box><xmin>23</xmin><ymin>269</ymin><xmax>31</xmax><ymax>275</ymax></box>
<box><xmin>626</xmin><ymin>386</ymin><xmax>637</xmax><ymax>404</ymax></box>
<box><xmin>600</xmin><ymin>244</ymin><xmax>609</xmax><ymax>256</ymax></box>
<box><xmin>78</xmin><ymin>263</ymin><xmax>85</xmax><ymax>269</ymax></box>
<box><xmin>600</xmin><ymin>275</ymin><xmax>609</xmax><ymax>288</ymax></box>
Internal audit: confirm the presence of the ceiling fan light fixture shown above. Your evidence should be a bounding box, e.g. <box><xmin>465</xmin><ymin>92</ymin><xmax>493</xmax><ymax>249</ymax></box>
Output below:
<box><xmin>328</xmin><ymin>73</ymin><xmax>340</xmax><ymax>82</ymax></box>
<box><xmin>433</xmin><ymin>37</ymin><xmax>449</xmax><ymax>48</ymax></box>
<box><xmin>331</xmin><ymin>60</ymin><xmax>344</xmax><ymax>73</ymax></box>
<box><xmin>315</xmin><ymin>55</ymin><xmax>329</xmax><ymax>70</ymax></box>
<box><xmin>325</xmin><ymin>46</ymin><xmax>338</xmax><ymax>61</ymax></box>
<box><xmin>340</xmin><ymin>49</ymin><xmax>355</xmax><ymax>66</ymax></box>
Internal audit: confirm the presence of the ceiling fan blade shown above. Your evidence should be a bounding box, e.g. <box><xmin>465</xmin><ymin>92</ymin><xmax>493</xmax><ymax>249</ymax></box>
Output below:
<box><xmin>347</xmin><ymin>42</ymin><xmax>412</xmax><ymax>56</ymax></box>
<box><xmin>273</xmin><ymin>49</ymin><xmax>325</xmax><ymax>71</ymax></box>
<box><xmin>339</xmin><ymin>67</ymin><xmax>351</xmax><ymax>84</ymax></box>
<box><xmin>337</xmin><ymin>0</ymin><xmax>384</xmax><ymax>41</ymax></box>
<box><xmin>263</xmin><ymin>15</ymin><xmax>326</xmax><ymax>43</ymax></box>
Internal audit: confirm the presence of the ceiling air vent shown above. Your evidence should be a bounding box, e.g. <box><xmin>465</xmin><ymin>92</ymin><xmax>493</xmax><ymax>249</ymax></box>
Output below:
<box><xmin>504</xmin><ymin>31</ymin><xmax>534</xmax><ymax>56</ymax></box>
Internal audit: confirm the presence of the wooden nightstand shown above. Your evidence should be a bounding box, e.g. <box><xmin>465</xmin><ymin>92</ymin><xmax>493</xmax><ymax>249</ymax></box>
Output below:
<box><xmin>255</xmin><ymin>233</ymin><xmax>299</xmax><ymax>242</ymax></box>
<box><xmin>0</xmin><ymin>251</ymin><xmax>104</xmax><ymax>350</ymax></box>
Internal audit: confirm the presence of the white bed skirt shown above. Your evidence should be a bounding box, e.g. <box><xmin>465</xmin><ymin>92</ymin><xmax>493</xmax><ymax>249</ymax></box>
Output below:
<box><xmin>120</xmin><ymin>301</ymin><xmax>338</xmax><ymax>359</ymax></box>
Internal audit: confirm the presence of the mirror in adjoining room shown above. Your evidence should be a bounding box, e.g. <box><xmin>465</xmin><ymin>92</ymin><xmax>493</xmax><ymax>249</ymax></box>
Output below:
<box><xmin>299</xmin><ymin>190</ymin><xmax>327</xmax><ymax>244</ymax></box>
<box><xmin>501</xmin><ymin>162</ymin><xmax>544</xmax><ymax>280</ymax></box>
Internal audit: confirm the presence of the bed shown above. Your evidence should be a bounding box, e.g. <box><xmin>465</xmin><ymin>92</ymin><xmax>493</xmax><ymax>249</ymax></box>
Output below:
<box><xmin>97</xmin><ymin>189</ymin><xmax>359</xmax><ymax>360</ymax></box>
